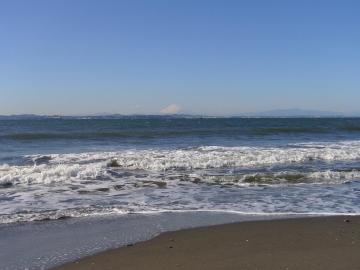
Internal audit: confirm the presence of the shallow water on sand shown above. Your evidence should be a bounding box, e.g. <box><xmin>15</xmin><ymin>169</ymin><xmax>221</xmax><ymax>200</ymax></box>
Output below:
<box><xmin>0</xmin><ymin>211</ymin><xmax>300</xmax><ymax>270</ymax></box>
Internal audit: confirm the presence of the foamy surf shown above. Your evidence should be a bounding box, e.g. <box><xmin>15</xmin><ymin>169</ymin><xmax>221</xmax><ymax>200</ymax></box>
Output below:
<box><xmin>28</xmin><ymin>140</ymin><xmax>360</xmax><ymax>170</ymax></box>
<box><xmin>2</xmin><ymin>140</ymin><xmax>360</xmax><ymax>185</ymax></box>
<box><xmin>2</xmin><ymin>117</ymin><xmax>360</xmax><ymax>226</ymax></box>
<box><xmin>1</xmin><ymin>140</ymin><xmax>360</xmax><ymax>224</ymax></box>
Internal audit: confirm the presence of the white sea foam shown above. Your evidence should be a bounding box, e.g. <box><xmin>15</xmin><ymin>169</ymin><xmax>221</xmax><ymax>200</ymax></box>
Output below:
<box><xmin>1</xmin><ymin>141</ymin><xmax>360</xmax><ymax>185</ymax></box>
<box><xmin>0</xmin><ymin>163</ymin><xmax>105</xmax><ymax>184</ymax></box>
<box><xmin>38</xmin><ymin>140</ymin><xmax>360</xmax><ymax>168</ymax></box>
<box><xmin>1</xmin><ymin>141</ymin><xmax>360</xmax><ymax>224</ymax></box>
<box><xmin>309</xmin><ymin>170</ymin><xmax>360</xmax><ymax>181</ymax></box>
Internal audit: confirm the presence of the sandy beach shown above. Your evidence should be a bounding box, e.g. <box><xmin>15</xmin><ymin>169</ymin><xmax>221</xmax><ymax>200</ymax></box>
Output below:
<box><xmin>53</xmin><ymin>216</ymin><xmax>360</xmax><ymax>270</ymax></box>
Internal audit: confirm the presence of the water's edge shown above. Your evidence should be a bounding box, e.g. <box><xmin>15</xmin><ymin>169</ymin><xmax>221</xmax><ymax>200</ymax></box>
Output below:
<box><xmin>0</xmin><ymin>211</ymin><xmax>323</xmax><ymax>270</ymax></box>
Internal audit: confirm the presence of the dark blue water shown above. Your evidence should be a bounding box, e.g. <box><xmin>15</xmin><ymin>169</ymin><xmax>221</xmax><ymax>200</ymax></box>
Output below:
<box><xmin>1</xmin><ymin>117</ymin><xmax>360</xmax><ymax>224</ymax></box>
<box><xmin>1</xmin><ymin>117</ymin><xmax>360</xmax><ymax>157</ymax></box>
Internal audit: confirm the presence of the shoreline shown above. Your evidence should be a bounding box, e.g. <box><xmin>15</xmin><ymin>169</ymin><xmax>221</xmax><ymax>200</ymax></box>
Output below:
<box><xmin>53</xmin><ymin>216</ymin><xmax>360</xmax><ymax>270</ymax></box>
<box><xmin>1</xmin><ymin>211</ymin><xmax>292</xmax><ymax>269</ymax></box>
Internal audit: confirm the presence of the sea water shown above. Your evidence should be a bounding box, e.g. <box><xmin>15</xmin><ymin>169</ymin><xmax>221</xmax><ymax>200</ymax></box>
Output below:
<box><xmin>1</xmin><ymin>117</ymin><xmax>360</xmax><ymax>269</ymax></box>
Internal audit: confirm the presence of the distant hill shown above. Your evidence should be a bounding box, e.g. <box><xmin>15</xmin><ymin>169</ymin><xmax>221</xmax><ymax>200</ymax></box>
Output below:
<box><xmin>0</xmin><ymin>114</ymin><xmax>205</xmax><ymax>120</ymax></box>
<box><xmin>0</xmin><ymin>110</ymin><xmax>358</xmax><ymax>120</ymax></box>
<box><xmin>0</xmin><ymin>114</ymin><xmax>49</xmax><ymax>120</ymax></box>
<box><xmin>245</xmin><ymin>109</ymin><xmax>346</xmax><ymax>117</ymax></box>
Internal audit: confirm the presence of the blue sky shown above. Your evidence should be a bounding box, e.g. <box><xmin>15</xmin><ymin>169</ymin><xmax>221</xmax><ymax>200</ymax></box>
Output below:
<box><xmin>0</xmin><ymin>0</ymin><xmax>359</xmax><ymax>115</ymax></box>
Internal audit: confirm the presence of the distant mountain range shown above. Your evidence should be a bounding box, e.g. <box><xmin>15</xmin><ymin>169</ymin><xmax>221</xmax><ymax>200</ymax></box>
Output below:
<box><xmin>0</xmin><ymin>109</ymin><xmax>358</xmax><ymax>120</ymax></box>
<box><xmin>0</xmin><ymin>114</ymin><xmax>202</xmax><ymax>120</ymax></box>
<box><xmin>243</xmin><ymin>109</ymin><xmax>347</xmax><ymax>117</ymax></box>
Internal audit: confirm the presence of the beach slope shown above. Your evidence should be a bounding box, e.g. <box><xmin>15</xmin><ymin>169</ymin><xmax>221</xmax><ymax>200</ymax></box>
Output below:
<box><xmin>54</xmin><ymin>216</ymin><xmax>360</xmax><ymax>270</ymax></box>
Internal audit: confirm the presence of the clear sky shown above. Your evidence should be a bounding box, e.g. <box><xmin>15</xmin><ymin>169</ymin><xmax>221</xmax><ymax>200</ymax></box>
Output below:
<box><xmin>0</xmin><ymin>0</ymin><xmax>359</xmax><ymax>115</ymax></box>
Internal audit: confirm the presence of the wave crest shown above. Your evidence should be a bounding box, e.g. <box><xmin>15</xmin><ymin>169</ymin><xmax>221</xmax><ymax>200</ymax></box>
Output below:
<box><xmin>0</xmin><ymin>141</ymin><xmax>360</xmax><ymax>186</ymax></box>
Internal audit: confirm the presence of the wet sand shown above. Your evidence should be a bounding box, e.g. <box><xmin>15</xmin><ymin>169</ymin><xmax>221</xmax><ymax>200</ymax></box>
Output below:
<box><xmin>53</xmin><ymin>216</ymin><xmax>360</xmax><ymax>270</ymax></box>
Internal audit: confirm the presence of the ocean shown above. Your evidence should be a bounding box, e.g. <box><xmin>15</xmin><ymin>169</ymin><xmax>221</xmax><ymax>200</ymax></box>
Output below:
<box><xmin>1</xmin><ymin>117</ymin><xmax>360</xmax><ymax>224</ymax></box>
<box><xmin>1</xmin><ymin>117</ymin><xmax>360</xmax><ymax>269</ymax></box>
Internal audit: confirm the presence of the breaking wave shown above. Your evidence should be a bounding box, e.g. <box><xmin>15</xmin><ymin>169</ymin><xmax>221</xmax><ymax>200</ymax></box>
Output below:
<box><xmin>1</xmin><ymin>141</ymin><xmax>360</xmax><ymax>186</ymax></box>
<box><xmin>1</xmin><ymin>141</ymin><xmax>360</xmax><ymax>225</ymax></box>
